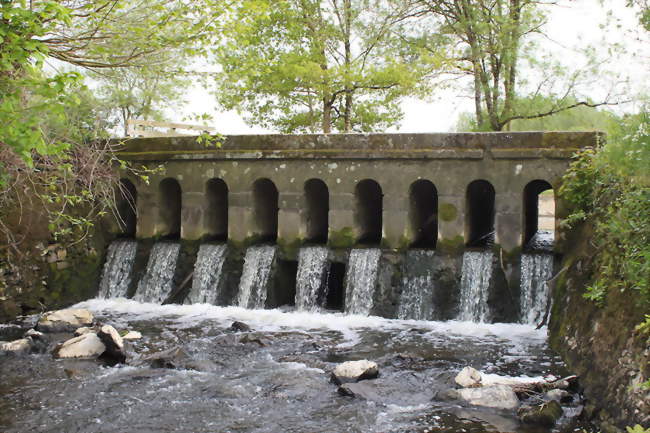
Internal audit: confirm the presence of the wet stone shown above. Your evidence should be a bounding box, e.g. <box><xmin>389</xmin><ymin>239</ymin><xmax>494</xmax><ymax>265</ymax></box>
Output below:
<box><xmin>37</xmin><ymin>309</ymin><xmax>94</xmax><ymax>333</ymax></box>
<box><xmin>229</xmin><ymin>321</ymin><xmax>251</xmax><ymax>332</ymax></box>
<box><xmin>455</xmin><ymin>366</ymin><xmax>482</xmax><ymax>388</ymax></box>
<box><xmin>330</xmin><ymin>360</ymin><xmax>379</xmax><ymax>385</ymax></box>
<box><xmin>52</xmin><ymin>333</ymin><xmax>106</xmax><ymax>359</ymax></box>
<box><xmin>518</xmin><ymin>400</ymin><xmax>564</xmax><ymax>427</ymax></box>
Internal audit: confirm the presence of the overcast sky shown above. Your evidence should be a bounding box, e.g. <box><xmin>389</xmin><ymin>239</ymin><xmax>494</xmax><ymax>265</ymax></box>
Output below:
<box><xmin>173</xmin><ymin>0</ymin><xmax>649</xmax><ymax>134</ymax></box>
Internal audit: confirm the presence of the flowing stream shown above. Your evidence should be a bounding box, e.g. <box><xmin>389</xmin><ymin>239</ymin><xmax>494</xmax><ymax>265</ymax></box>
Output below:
<box><xmin>97</xmin><ymin>240</ymin><xmax>137</xmax><ymax>299</ymax></box>
<box><xmin>294</xmin><ymin>246</ymin><xmax>330</xmax><ymax>311</ymax></box>
<box><xmin>457</xmin><ymin>250</ymin><xmax>494</xmax><ymax>322</ymax></box>
<box><xmin>344</xmin><ymin>248</ymin><xmax>381</xmax><ymax>316</ymax></box>
<box><xmin>397</xmin><ymin>250</ymin><xmax>437</xmax><ymax>320</ymax></box>
<box><xmin>0</xmin><ymin>299</ymin><xmax>588</xmax><ymax>433</ymax></box>
<box><xmin>520</xmin><ymin>253</ymin><xmax>554</xmax><ymax>325</ymax></box>
<box><xmin>237</xmin><ymin>245</ymin><xmax>277</xmax><ymax>309</ymax></box>
<box><xmin>133</xmin><ymin>242</ymin><xmax>180</xmax><ymax>304</ymax></box>
<box><xmin>185</xmin><ymin>243</ymin><xmax>228</xmax><ymax>305</ymax></box>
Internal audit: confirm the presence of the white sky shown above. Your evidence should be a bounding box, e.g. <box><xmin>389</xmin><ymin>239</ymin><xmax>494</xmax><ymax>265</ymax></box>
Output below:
<box><xmin>171</xmin><ymin>0</ymin><xmax>649</xmax><ymax>134</ymax></box>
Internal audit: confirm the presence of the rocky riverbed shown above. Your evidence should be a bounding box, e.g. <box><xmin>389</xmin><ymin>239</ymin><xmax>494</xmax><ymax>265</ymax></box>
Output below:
<box><xmin>0</xmin><ymin>299</ymin><xmax>594</xmax><ymax>433</ymax></box>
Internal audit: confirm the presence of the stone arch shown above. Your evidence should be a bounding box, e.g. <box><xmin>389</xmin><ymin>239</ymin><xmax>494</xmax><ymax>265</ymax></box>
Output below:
<box><xmin>523</xmin><ymin>179</ymin><xmax>554</xmax><ymax>247</ymax></box>
<box><xmin>466</xmin><ymin>180</ymin><xmax>495</xmax><ymax>247</ymax></box>
<box><xmin>409</xmin><ymin>179</ymin><xmax>438</xmax><ymax>248</ymax></box>
<box><xmin>253</xmin><ymin>178</ymin><xmax>278</xmax><ymax>243</ymax></box>
<box><xmin>205</xmin><ymin>178</ymin><xmax>228</xmax><ymax>241</ymax></box>
<box><xmin>159</xmin><ymin>177</ymin><xmax>182</xmax><ymax>239</ymax></box>
<box><xmin>117</xmin><ymin>178</ymin><xmax>137</xmax><ymax>237</ymax></box>
<box><xmin>304</xmin><ymin>178</ymin><xmax>329</xmax><ymax>243</ymax></box>
<box><xmin>355</xmin><ymin>179</ymin><xmax>383</xmax><ymax>245</ymax></box>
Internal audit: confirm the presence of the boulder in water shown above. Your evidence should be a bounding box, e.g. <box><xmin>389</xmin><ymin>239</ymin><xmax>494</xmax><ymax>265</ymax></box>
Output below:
<box><xmin>338</xmin><ymin>382</ymin><xmax>382</xmax><ymax>401</ymax></box>
<box><xmin>455</xmin><ymin>366</ymin><xmax>483</xmax><ymax>388</ymax></box>
<box><xmin>135</xmin><ymin>347</ymin><xmax>217</xmax><ymax>372</ymax></box>
<box><xmin>37</xmin><ymin>309</ymin><xmax>93</xmax><ymax>332</ymax></box>
<box><xmin>1</xmin><ymin>338</ymin><xmax>32</xmax><ymax>354</ymax></box>
<box><xmin>230</xmin><ymin>321</ymin><xmax>251</xmax><ymax>332</ymax></box>
<box><xmin>122</xmin><ymin>330</ymin><xmax>142</xmax><ymax>340</ymax></box>
<box><xmin>449</xmin><ymin>385</ymin><xmax>520</xmax><ymax>410</ymax></box>
<box><xmin>97</xmin><ymin>325</ymin><xmax>126</xmax><ymax>363</ymax></box>
<box><xmin>53</xmin><ymin>333</ymin><xmax>106</xmax><ymax>359</ymax></box>
<box><xmin>331</xmin><ymin>360</ymin><xmax>379</xmax><ymax>385</ymax></box>
<box><xmin>239</xmin><ymin>334</ymin><xmax>268</xmax><ymax>346</ymax></box>
<box><xmin>518</xmin><ymin>400</ymin><xmax>563</xmax><ymax>427</ymax></box>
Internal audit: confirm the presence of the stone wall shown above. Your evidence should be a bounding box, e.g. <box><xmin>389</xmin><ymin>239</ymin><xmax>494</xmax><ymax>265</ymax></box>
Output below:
<box><xmin>116</xmin><ymin>132</ymin><xmax>600</xmax><ymax>255</ymax></box>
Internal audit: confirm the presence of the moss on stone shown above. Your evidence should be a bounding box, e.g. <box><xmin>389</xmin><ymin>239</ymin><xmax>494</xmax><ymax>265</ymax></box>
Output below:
<box><xmin>328</xmin><ymin>227</ymin><xmax>355</xmax><ymax>249</ymax></box>
<box><xmin>277</xmin><ymin>237</ymin><xmax>303</xmax><ymax>260</ymax></box>
<box><xmin>436</xmin><ymin>236</ymin><xmax>465</xmax><ymax>255</ymax></box>
<box><xmin>439</xmin><ymin>203</ymin><xmax>458</xmax><ymax>222</ymax></box>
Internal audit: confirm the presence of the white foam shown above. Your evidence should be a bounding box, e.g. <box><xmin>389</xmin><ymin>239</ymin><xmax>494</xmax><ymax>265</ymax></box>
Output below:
<box><xmin>481</xmin><ymin>373</ymin><xmax>545</xmax><ymax>386</ymax></box>
<box><xmin>74</xmin><ymin>298</ymin><xmax>547</xmax><ymax>347</ymax></box>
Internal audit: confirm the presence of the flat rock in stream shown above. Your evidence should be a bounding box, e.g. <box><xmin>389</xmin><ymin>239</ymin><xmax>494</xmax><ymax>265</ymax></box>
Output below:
<box><xmin>53</xmin><ymin>333</ymin><xmax>106</xmax><ymax>359</ymax></box>
<box><xmin>1</xmin><ymin>338</ymin><xmax>32</xmax><ymax>354</ymax></box>
<box><xmin>37</xmin><ymin>309</ymin><xmax>94</xmax><ymax>332</ymax></box>
<box><xmin>443</xmin><ymin>385</ymin><xmax>520</xmax><ymax>410</ymax></box>
<box><xmin>134</xmin><ymin>347</ymin><xmax>217</xmax><ymax>372</ymax></box>
<box><xmin>337</xmin><ymin>382</ymin><xmax>383</xmax><ymax>401</ymax></box>
<box><xmin>331</xmin><ymin>360</ymin><xmax>379</xmax><ymax>385</ymax></box>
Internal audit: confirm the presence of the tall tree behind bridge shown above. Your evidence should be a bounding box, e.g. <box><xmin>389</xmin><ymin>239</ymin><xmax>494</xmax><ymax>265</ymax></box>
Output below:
<box><xmin>214</xmin><ymin>0</ymin><xmax>437</xmax><ymax>133</ymax></box>
<box><xmin>406</xmin><ymin>0</ymin><xmax>627</xmax><ymax>131</ymax></box>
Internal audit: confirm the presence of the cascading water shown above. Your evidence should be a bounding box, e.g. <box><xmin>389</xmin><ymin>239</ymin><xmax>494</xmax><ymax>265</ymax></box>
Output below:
<box><xmin>344</xmin><ymin>248</ymin><xmax>381</xmax><ymax>316</ymax></box>
<box><xmin>397</xmin><ymin>250</ymin><xmax>437</xmax><ymax>320</ymax></box>
<box><xmin>520</xmin><ymin>253</ymin><xmax>554</xmax><ymax>325</ymax></box>
<box><xmin>457</xmin><ymin>250</ymin><xmax>494</xmax><ymax>322</ymax></box>
<box><xmin>237</xmin><ymin>245</ymin><xmax>277</xmax><ymax>309</ymax></box>
<box><xmin>134</xmin><ymin>242</ymin><xmax>180</xmax><ymax>304</ymax></box>
<box><xmin>184</xmin><ymin>244</ymin><xmax>228</xmax><ymax>305</ymax></box>
<box><xmin>294</xmin><ymin>246</ymin><xmax>330</xmax><ymax>311</ymax></box>
<box><xmin>97</xmin><ymin>240</ymin><xmax>137</xmax><ymax>299</ymax></box>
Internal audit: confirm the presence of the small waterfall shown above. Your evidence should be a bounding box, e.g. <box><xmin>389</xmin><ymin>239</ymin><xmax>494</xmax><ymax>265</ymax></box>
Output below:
<box><xmin>237</xmin><ymin>245</ymin><xmax>277</xmax><ymax>309</ymax></box>
<box><xmin>344</xmin><ymin>248</ymin><xmax>381</xmax><ymax>316</ymax></box>
<box><xmin>295</xmin><ymin>246</ymin><xmax>330</xmax><ymax>311</ymax></box>
<box><xmin>97</xmin><ymin>240</ymin><xmax>137</xmax><ymax>299</ymax></box>
<box><xmin>134</xmin><ymin>242</ymin><xmax>181</xmax><ymax>303</ymax></box>
<box><xmin>457</xmin><ymin>250</ymin><xmax>494</xmax><ymax>322</ymax></box>
<box><xmin>520</xmin><ymin>253</ymin><xmax>554</xmax><ymax>324</ymax></box>
<box><xmin>397</xmin><ymin>250</ymin><xmax>437</xmax><ymax>320</ymax></box>
<box><xmin>185</xmin><ymin>244</ymin><xmax>228</xmax><ymax>305</ymax></box>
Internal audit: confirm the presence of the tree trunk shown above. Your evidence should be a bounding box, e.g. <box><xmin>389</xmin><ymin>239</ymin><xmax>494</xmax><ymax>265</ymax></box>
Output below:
<box><xmin>322</xmin><ymin>99</ymin><xmax>332</xmax><ymax>133</ymax></box>
<box><xmin>343</xmin><ymin>0</ymin><xmax>353</xmax><ymax>132</ymax></box>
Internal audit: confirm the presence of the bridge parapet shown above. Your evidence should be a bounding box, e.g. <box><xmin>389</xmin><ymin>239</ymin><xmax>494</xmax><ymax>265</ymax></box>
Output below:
<box><xmin>115</xmin><ymin>132</ymin><xmax>602</xmax><ymax>253</ymax></box>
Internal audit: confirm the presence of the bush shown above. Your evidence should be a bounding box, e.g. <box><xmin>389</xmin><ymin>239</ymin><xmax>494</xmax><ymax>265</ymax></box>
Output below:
<box><xmin>560</xmin><ymin>111</ymin><xmax>650</xmax><ymax>309</ymax></box>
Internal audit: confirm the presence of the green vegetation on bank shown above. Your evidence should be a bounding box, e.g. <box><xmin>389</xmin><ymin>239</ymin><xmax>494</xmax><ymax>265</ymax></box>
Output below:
<box><xmin>560</xmin><ymin>110</ymin><xmax>650</xmax><ymax>314</ymax></box>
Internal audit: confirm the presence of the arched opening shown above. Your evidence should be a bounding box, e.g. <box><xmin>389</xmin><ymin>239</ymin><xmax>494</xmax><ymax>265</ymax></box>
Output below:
<box><xmin>205</xmin><ymin>178</ymin><xmax>228</xmax><ymax>241</ymax></box>
<box><xmin>117</xmin><ymin>178</ymin><xmax>137</xmax><ymax>237</ymax></box>
<box><xmin>253</xmin><ymin>178</ymin><xmax>278</xmax><ymax>243</ymax></box>
<box><xmin>304</xmin><ymin>178</ymin><xmax>329</xmax><ymax>243</ymax></box>
<box><xmin>355</xmin><ymin>179</ymin><xmax>382</xmax><ymax>245</ymax></box>
<box><xmin>409</xmin><ymin>180</ymin><xmax>438</xmax><ymax>248</ymax></box>
<box><xmin>159</xmin><ymin>178</ymin><xmax>182</xmax><ymax>239</ymax></box>
<box><xmin>466</xmin><ymin>180</ymin><xmax>495</xmax><ymax>247</ymax></box>
<box><xmin>523</xmin><ymin>180</ymin><xmax>555</xmax><ymax>248</ymax></box>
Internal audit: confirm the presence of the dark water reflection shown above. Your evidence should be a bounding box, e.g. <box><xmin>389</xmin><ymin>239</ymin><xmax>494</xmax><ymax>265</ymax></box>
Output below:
<box><xmin>0</xmin><ymin>300</ymin><xmax>591</xmax><ymax>433</ymax></box>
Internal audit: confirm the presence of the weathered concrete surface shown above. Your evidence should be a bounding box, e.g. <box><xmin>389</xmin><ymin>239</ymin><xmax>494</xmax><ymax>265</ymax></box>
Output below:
<box><xmin>115</xmin><ymin>132</ymin><xmax>600</xmax><ymax>253</ymax></box>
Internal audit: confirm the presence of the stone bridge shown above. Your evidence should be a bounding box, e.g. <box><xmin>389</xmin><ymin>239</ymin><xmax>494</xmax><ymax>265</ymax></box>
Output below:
<box><xmin>115</xmin><ymin>132</ymin><xmax>600</xmax><ymax>254</ymax></box>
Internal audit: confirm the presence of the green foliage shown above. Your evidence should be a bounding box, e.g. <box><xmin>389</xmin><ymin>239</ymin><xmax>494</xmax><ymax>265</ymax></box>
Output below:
<box><xmin>626</xmin><ymin>425</ymin><xmax>650</xmax><ymax>433</ymax></box>
<box><xmin>560</xmin><ymin>111</ymin><xmax>650</xmax><ymax>309</ymax></box>
<box><xmin>215</xmin><ymin>0</ymin><xmax>434</xmax><ymax>133</ymax></box>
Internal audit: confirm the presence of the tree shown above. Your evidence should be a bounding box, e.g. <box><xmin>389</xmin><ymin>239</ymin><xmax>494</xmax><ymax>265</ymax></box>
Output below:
<box><xmin>407</xmin><ymin>0</ymin><xmax>626</xmax><ymax>131</ymax></box>
<box><xmin>215</xmin><ymin>0</ymin><xmax>435</xmax><ymax>133</ymax></box>
<box><xmin>94</xmin><ymin>64</ymin><xmax>191</xmax><ymax>137</ymax></box>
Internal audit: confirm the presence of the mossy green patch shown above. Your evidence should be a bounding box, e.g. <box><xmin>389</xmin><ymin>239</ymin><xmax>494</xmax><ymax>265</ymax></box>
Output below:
<box><xmin>439</xmin><ymin>203</ymin><xmax>458</xmax><ymax>222</ymax></box>
<box><xmin>328</xmin><ymin>227</ymin><xmax>355</xmax><ymax>249</ymax></box>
